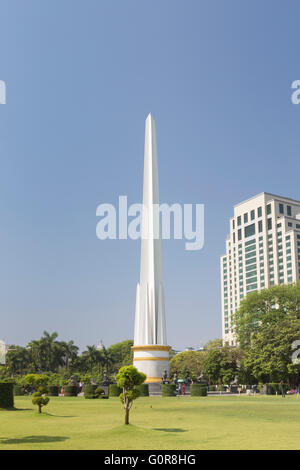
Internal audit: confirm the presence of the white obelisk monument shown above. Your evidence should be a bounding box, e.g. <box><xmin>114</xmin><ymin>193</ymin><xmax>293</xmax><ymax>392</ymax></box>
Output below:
<box><xmin>132</xmin><ymin>114</ymin><xmax>171</xmax><ymax>383</ymax></box>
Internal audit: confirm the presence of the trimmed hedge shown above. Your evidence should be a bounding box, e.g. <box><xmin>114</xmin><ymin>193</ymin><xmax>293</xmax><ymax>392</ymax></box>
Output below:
<box><xmin>48</xmin><ymin>385</ymin><xmax>59</xmax><ymax>397</ymax></box>
<box><xmin>190</xmin><ymin>384</ymin><xmax>207</xmax><ymax>397</ymax></box>
<box><xmin>109</xmin><ymin>384</ymin><xmax>122</xmax><ymax>397</ymax></box>
<box><xmin>0</xmin><ymin>382</ymin><xmax>14</xmax><ymax>408</ymax></box>
<box><xmin>136</xmin><ymin>384</ymin><xmax>149</xmax><ymax>397</ymax></box>
<box><xmin>162</xmin><ymin>384</ymin><xmax>177</xmax><ymax>397</ymax></box>
<box><xmin>63</xmin><ymin>385</ymin><xmax>78</xmax><ymax>397</ymax></box>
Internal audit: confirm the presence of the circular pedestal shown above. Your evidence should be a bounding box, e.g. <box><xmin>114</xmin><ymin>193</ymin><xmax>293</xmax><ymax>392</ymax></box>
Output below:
<box><xmin>132</xmin><ymin>345</ymin><xmax>171</xmax><ymax>383</ymax></box>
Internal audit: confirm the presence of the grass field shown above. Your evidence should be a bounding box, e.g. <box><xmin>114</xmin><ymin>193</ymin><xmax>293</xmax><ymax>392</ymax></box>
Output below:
<box><xmin>0</xmin><ymin>395</ymin><xmax>300</xmax><ymax>450</ymax></box>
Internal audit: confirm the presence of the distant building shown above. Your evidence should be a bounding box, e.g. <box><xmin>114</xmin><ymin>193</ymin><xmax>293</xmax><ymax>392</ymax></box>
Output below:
<box><xmin>96</xmin><ymin>340</ymin><xmax>105</xmax><ymax>351</ymax></box>
<box><xmin>221</xmin><ymin>192</ymin><xmax>300</xmax><ymax>345</ymax></box>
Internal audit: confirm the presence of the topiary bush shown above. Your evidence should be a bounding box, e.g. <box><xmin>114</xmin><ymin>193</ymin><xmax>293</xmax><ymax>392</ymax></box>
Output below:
<box><xmin>162</xmin><ymin>384</ymin><xmax>177</xmax><ymax>397</ymax></box>
<box><xmin>109</xmin><ymin>384</ymin><xmax>122</xmax><ymax>397</ymax></box>
<box><xmin>136</xmin><ymin>383</ymin><xmax>149</xmax><ymax>397</ymax></box>
<box><xmin>190</xmin><ymin>384</ymin><xmax>207</xmax><ymax>396</ymax></box>
<box><xmin>63</xmin><ymin>385</ymin><xmax>78</xmax><ymax>396</ymax></box>
<box><xmin>0</xmin><ymin>382</ymin><xmax>14</xmax><ymax>408</ymax></box>
<box><xmin>32</xmin><ymin>392</ymin><xmax>50</xmax><ymax>413</ymax></box>
<box><xmin>47</xmin><ymin>385</ymin><xmax>59</xmax><ymax>397</ymax></box>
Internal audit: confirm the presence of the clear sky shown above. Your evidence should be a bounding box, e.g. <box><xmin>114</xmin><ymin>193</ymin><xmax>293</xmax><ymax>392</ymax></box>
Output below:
<box><xmin>0</xmin><ymin>0</ymin><xmax>300</xmax><ymax>351</ymax></box>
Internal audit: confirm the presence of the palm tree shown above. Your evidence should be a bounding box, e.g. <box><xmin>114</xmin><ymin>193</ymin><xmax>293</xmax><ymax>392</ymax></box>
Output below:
<box><xmin>101</xmin><ymin>347</ymin><xmax>114</xmax><ymax>374</ymax></box>
<box><xmin>61</xmin><ymin>340</ymin><xmax>79</xmax><ymax>370</ymax></box>
<box><xmin>27</xmin><ymin>339</ymin><xmax>44</xmax><ymax>371</ymax></box>
<box><xmin>83</xmin><ymin>345</ymin><xmax>98</xmax><ymax>374</ymax></box>
<box><xmin>41</xmin><ymin>331</ymin><xmax>59</xmax><ymax>371</ymax></box>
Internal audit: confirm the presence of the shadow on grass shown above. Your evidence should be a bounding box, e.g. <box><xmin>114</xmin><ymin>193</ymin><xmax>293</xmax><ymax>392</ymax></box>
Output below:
<box><xmin>0</xmin><ymin>435</ymin><xmax>69</xmax><ymax>444</ymax></box>
<box><xmin>0</xmin><ymin>407</ymin><xmax>33</xmax><ymax>412</ymax></box>
<box><xmin>42</xmin><ymin>412</ymin><xmax>76</xmax><ymax>418</ymax></box>
<box><xmin>153</xmin><ymin>428</ymin><xmax>187</xmax><ymax>433</ymax></box>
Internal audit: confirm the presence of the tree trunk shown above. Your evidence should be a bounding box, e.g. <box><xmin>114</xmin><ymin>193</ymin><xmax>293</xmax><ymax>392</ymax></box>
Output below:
<box><xmin>38</xmin><ymin>404</ymin><xmax>41</xmax><ymax>414</ymax></box>
<box><xmin>125</xmin><ymin>406</ymin><xmax>129</xmax><ymax>425</ymax></box>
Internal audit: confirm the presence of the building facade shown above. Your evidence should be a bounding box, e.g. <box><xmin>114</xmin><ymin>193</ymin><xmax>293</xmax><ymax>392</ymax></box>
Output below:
<box><xmin>221</xmin><ymin>192</ymin><xmax>300</xmax><ymax>345</ymax></box>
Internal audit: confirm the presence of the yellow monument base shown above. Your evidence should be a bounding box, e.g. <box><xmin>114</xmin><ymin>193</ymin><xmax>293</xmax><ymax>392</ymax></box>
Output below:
<box><xmin>132</xmin><ymin>345</ymin><xmax>171</xmax><ymax>384</ymax></box>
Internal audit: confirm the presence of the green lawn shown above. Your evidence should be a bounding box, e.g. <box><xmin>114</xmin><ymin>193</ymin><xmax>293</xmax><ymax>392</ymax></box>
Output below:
<box><xmin>0</xmin><ymin>395</ymin><xmax>300</xmax><ymax>450</ymax></box>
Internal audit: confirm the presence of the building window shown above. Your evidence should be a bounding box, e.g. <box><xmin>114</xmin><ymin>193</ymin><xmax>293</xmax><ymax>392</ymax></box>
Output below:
<box><xmin>245</xmin><ymin>223</ymin><xmax>255</xmax><ymax>238</ymax></box>
<box><xmin>267</xmin><ymin>204</ymin><xmax>271</xmax><ymax>215</ymax></box>
<box><xmin>288</xmin><ymin>222</ymin><xmax>293</xmax><ymax>227</ymax></box>
<box><xmin>251</xmin><ymin>210</ymin><xmax>255</xmax><ymax>220</ymax></box>
<box><xmin>258</xmin><ymin>207</ymin><xmax>262</xmax><ymax>217</ymax></box>
<box><xmin>279</xmin><ymin>203</ymin><xmax>284</xmax><ymax>214</ymax></box>
<box><xmin>238</xmin><ymin>229</ymin><xmax>242</xmax><ymax>241</ymax></box>
<box><xmin>258</xmin><ymin>220</ymin><xmax>263</xmax><ymax>233</ymax></box>
<box><xmin>287</xmin><ymin>205</ymin><xmax>292</xmax><ymax>216</ymax></box>
<box><xmin>267</xmin><ymin>219</ymin><xmax>272</xmax><ymax>230</ymax></box>
<box><xmin>244</xmin><ymin>213</ymin><xmax>248</xmax><ymax>224</ymax></box>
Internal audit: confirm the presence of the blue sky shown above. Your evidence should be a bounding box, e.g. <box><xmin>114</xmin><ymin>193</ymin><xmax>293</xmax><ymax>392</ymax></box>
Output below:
<box><xmin>0</xmin><ymin>0</ymin><xmax>300</xmax><ymax>351</ymax></box>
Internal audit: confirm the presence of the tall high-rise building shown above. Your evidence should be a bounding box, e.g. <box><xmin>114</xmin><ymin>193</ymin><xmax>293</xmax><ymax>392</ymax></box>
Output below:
<box><xmin>221</xmin><ymin>192</ymin><xmax>300</xmax><ymax>345</ymax></box>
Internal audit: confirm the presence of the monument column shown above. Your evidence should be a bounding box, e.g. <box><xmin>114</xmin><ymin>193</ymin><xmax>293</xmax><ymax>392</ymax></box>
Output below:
<box><xmin>132</xmin><ymin>114</ymin><xmax>171</xmax><ymax>383</ymax></box>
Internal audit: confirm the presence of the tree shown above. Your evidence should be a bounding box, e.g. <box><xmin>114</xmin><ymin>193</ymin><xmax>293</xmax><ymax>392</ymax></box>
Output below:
<box><xmin>243</xmin><ymin>318</ymin><xmax>300</xmax><ymax>385</ymax></box>
<box><xmin>82</xmin><ymin>346</ymin><xmax>99</xmax><ymax>374</ymax></box>
<box><xmin>205</xmin><ymin>339</ymin><xmax>223</xmax><ymax>350</ymax></box>
<box><xmin>32</xmin><ymin>392</ymin><xmax>50</xmax><ymax>414</ymax></box>
<box><xmin>60</xmin><ymin>340</ymin><xmax>79</xmax><ymax>370</ymax></box>
<box><xmin>107</xmin><ymin>340</ymin><xmax>133</xmax><ymax>373</ymax></box>
<box><xmin>170</xmin><ymin>351</ymin><xmax>206</xmax><ymax>379</ymax></box>
<box><xmin>116</xmin><ymin>366</ymin><xmax>146</xmax><ymax>425</ymax></box>
<box><xmin>203</xmin><ymin>345</ymin><xmax>242</xmax><ymax>385</ymax></box>
<box><xmin>24</xmin><ymin>374</ymin><xmax>50</xmax><ymax>413</ymax></box>
<box><xmin>6</xmin><ymin>346</ymin><xmax>31</xmax><ymax>375</ymax></box>
<box><xmin>234</xmin><ymin>283</ymin><xmax>300</xmax><ymax>348</ymax></box>
<box><xmin>24</xmin><ymin>373</ymin><xmax>49</xmax><ymax>391</ymax></box>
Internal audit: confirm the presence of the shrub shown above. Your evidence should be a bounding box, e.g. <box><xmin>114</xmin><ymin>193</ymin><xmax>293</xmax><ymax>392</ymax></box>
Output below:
<box><xmin>109</xmin><ymin>384</ymin><xmax>122</xmax><ymax>397</ymax></box>
<box><xmin>162</xmin><ymin>384</ymin><xmax>177</xmax><ymax>397</ymax></box>
<box><xmin>84</xmin><ymin>384</ymin><xmax>98</xmax><ymax>399</ymax></box>
<box><xmin>267</xmin><ymin>383</ymin><xmax>282</xmax><ymax>395</ymax></box>
<box><xmin>136</xmin><ymin>383</ymin><xmax>149</xmax><ymax>397</ymax></box>
<box><xmin>63</xmin><ymin>385</ymin><xmax>78</xmax><ymax>397</ymax></box>
<box><xmin>0</xmin><ymin>382</ymin><xmax>14</xmax><ymax>408</ymax></box>
<box><xmin>95</xmin><ymin>387</ymin><xmax>105</xmax><ymax>396</ymax></box>
<box><xmin>80</xmin><ymin>374</ymin><xmax>92</xmax><ymax>385</ymax></box>
<box><xmin>99</xmin><ymin>394</ymin><xmax>109</xmax><ymax>399</ymax></box>
<box><xmin>14</xmin><ymin>384</ymin><xmax>26</xmax><ymax>396</ymax></box>
<box><xmin>47</xmin><ymin>385</ymin><xmax>59</xmax><ymax>396</ymax></box>
<box><xmin>190</xmin><ymin>384</ymin><xmax>207</xmax><ymax>396</ymax></box>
